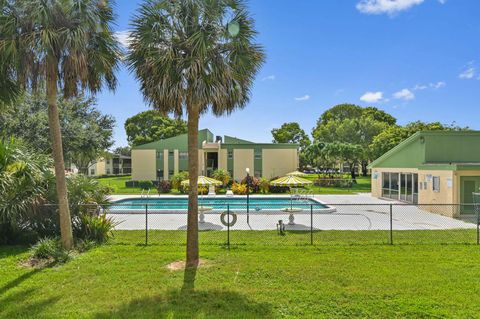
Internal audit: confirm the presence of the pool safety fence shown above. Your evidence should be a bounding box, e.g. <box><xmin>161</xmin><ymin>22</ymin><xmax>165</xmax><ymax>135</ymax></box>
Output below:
<box><xmin>37</xmin><ymin>202</ymin><xmax>480</xmax><ymax>247</ymax></box>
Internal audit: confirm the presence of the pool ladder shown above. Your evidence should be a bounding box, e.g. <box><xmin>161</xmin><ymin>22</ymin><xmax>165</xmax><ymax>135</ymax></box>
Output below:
<box><xmin>140</xmin><ymin>189</ymin><xmax>151</xmax><ymax>199</ymax></box>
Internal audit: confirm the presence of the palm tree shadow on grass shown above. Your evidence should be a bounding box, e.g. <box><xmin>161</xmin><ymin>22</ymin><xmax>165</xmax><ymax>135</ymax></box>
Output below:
<box><xmin>93</xmin><ymin>288</ymin><xmax>274</xmax><ymax>319</ymax></box>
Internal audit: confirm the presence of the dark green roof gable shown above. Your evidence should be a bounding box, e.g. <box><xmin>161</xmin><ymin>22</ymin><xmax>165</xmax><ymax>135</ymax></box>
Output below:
<box><xmin>369</xmin><ymin>131</ymin><xmax>480</xmax><ymax>169</ymax></box>
<box><xmin>223</xmin><ymin>135</ymin><xmax>254</xmax><ymax>144</ymax></box>
<box><xmin>132</xmin><ymin>129</ymin><xmax>213</xmax><ymax>150</ymax></box>
<box><xmin>132</xmin><ymin>128</ymin><xmax>299</xmax><ymax>151</ymax></box>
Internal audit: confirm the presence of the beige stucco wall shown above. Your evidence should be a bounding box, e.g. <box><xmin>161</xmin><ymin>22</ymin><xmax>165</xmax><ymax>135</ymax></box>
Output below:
<box><xmin>262</xmin><ymin>149</ymin><xmax>298</xmax><ymax>179</ymax></box>
<box><xmin>132</xmin><ymin>149</ymin><xmax>156</xmax><ymax>180</ymax></box>
<box><xmin>233</xmin><ymin>149</ymin><xmax>254</xmax><ymax>180</ymax></box>
<box><xmin>218</xmin><ymin>149</ymin><xmax>228</xmax><ymax>171</ymax></box>
<box><xmin>371</xmin><ymin>167</ymin><xmax>460</xmax><ymax>217</ymax></box>
<box><xmin>197</xmin><ymin>150</ymin><xmax>204</xmax><ymax>175</ymax></box>
<box><xmin>174</xmin><ymin>149</ymin><xmax>179</xmax><ymax>175</ymax></box>
<box><xmin>163</xmin><ymin>149</ymin><xmax>169</xmax><ymax>180</ymax></box>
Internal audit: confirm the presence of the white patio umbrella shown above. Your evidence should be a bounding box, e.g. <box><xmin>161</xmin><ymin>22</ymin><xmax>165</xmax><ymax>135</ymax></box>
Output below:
<box><xmin>270</xmin><ymin>175</ymin><xmax>313</xmax><ymax>224</ymax></box>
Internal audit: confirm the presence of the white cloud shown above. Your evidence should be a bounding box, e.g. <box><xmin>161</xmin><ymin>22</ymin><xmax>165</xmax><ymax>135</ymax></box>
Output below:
<box><xmin>459</xmin><ymin>67</ymin><xmax>476</xmax><ymax>79</ymax></box>
<box><xmin>430</xmin><ymin>81</ymin><xmax>446</xmax><ymax>89</ymax></box>
<box><xmin>360</xmin><ymin>91</ymin><xmax>383</xmax><ymax>103</ymax></box>
<box><xmin>413</xmin><ymin>84</ymin><xmax>428</xmax><ymax>90</ymax></box>
<box><xmin>114</xmin><ymin>30</ymin><xmax>132</xmax><ymax>48</ymax></box>
<box><xmin>414</xmin><ymin>81</ymin><xmax>446</xmax><ymax>90</ymax></box>
<box><xmin>262</xmin><ymin>75</ymin><xmax>276</xmax><ymax>81</ymax></box>
<box><xmin>438</xmin><ymin>0</ymin><xmax>447</xmax><ymax>4</ymax></box>
<box><xmin>294</xmin><ymin>95</ymin><xmax>310</xmax><ymax>101</ymax></box>
<box><xmin>393</xmin><ymin>88</ymin><xmax>415</xmax><ymax>100</ymax></box>
<box><xmin>356</xmin><ymin>0</ymin><xmax>424</xmax><ymax>15</ymax></box>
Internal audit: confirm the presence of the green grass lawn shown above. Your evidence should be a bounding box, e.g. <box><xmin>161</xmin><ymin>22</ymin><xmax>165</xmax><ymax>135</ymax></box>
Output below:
<box><xmin>98</xmin><ymin>175</ymin><xmax>371</xmax><ymax>195</ymax></box>
<box><xmin>2</xmin><ymin>230</ymin><xmax>480</xmax><ymax>318</ymax></box>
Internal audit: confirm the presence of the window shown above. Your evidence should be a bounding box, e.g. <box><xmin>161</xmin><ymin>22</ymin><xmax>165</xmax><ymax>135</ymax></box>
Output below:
<box><xmin>90</xmin><ymin>169</ymin><xmax>95</xmax><ymax>175</ymax></box>
<box><xmin>169</xmin><ymin>170</ymin><xmax>174</xmax><ymax>176</ymax></box>
<box><xmin>433</xmin><ymin>176</ymin><xmax>440</xmax><ymax>192</ymax></box>
<box><xmin>156</xmin><ymin>151</ymin><xmax>163</xmax><ymax>159</ymax></box>
<box><xmin>254</xmin><ymin>170</ymin><xmax>262</xmax><ymax>178</ymax></box>
<box><xmin>254</xmin><ymin>149</ymin><xmax>262</xmax><ymax>160</ymax></box>
<box><xmin>228</xmin><ymin>170</ymin><xmax>233</xmax><ymax>177</ymax></box>
<box><xmin>179</xmin><ymin>152</ymin><xmax>188</xmax><ymax>160</ymax></box>
<box><xmin>106</xmin><ymin>169</ymin><xmax>111</xmax><ymax>175</ymax></box>
<box><xmin>227</xmin><ymin>150</ymin><xmax>233</xmax><ymax>160</ymax></box>
<box><xmin>106</xmin><ymin>160</ymin><xmax>110</xmax><ymax>164</ymax></box>
<box><xmin>169</xmin><ymin>151</ymin><xmax>174</xmax><ymax>157</ymax></box>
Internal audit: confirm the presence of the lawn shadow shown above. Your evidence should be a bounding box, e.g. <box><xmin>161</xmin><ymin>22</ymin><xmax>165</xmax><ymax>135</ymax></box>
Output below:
<box><xmin>93</xmin><ymin>289</ymin><xmax>274</xmax><ymax>319</ymax></box>
<box><xmin>0</xmin><ymin>287</ymin><xmax>60</xmax><ymax>319</ymax></box>
<box><xmin>0</xmin><ymin>268</ymin><xmax>43</xmax><ymax>296</ymax></box>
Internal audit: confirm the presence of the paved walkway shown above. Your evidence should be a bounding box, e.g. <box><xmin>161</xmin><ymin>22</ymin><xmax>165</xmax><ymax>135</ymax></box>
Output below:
<box><xmin>106</xmin><ymin>194</ymin><xmax>475</xmax><ymax>231</ymax></box>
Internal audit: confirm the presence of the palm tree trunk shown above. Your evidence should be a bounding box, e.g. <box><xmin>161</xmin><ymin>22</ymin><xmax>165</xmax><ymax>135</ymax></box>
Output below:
<box><xmin>46</xmin><ymin>61</ymin><xmax>74</xmax><ymax>250</ymax></box>
<box><xmin>186</xmin><ymin>104</ymin><xmax>200</xmax><ymax>268</ymax></box>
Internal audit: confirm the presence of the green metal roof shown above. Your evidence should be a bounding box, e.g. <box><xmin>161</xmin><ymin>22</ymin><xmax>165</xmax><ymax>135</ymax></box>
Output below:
<box><xmin>368</xmin><ymin>131</ymin><xmax>480</xmax><ymax>170</ymax></box>
<box><xmin>132</xmin><ymin>129</ymin><xmax>299</xmax><ymax>151</ymax></box>
<box><xmin>132</xmin><ymin>129</ymin><xmax>213</xmax><ymax>150</ymax></box>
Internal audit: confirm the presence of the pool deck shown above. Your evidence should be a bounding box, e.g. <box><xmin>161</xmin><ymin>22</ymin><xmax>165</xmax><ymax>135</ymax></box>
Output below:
<box><xmin>107</xmin><ymin>194</ymin><xmax>476</xmax><ymax>231</ymax></box>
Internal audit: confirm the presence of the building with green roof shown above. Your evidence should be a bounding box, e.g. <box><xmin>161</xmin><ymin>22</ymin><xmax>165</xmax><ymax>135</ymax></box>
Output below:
<box><xmin>131</xmin><ymin>129</ymin><xmax>299</xmax><ymax>182</ymax></box>
<box><xmin>368</xmin><ymin>131</ymin><xmax>480</xmax><ymax>216</ymax></box>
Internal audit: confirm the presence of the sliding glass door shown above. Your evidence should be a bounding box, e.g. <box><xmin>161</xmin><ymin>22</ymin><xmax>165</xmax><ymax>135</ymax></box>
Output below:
<box><xmin>382</xmin><ymin>172</ymin><xmax>418</xmax><ymax>204</ymax></box>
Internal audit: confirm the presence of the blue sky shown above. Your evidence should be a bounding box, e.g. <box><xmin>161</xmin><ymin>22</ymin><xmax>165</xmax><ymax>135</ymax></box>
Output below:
<box><xmin>98</xmin><ymin>0</ymin><xmax>480</xmax><ymax>147</ymax></box>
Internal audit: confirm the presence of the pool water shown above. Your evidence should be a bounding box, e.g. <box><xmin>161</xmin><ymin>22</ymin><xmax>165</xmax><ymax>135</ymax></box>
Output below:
<box><xmin>111</xmin><ymin>197</ymin><xmax>328</xmax><ymax>210</ymax></box>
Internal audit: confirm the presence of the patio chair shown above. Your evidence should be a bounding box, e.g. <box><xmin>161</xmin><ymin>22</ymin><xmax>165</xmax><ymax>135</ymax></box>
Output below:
<box><xmin>226</xmin><ymin>189</ymin><xmax>234</xmax><ymax>197</ymax></box>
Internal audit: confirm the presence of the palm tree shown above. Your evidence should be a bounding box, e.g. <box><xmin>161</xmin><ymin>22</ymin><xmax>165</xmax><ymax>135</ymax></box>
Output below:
<box><xmin>0</xmin><ymin>0</ymin><xmax>120</xmax><ymax>249</ymax></box>
<box><xmin>128</xmin><ymin>0</ymin><xmax>264</xmax><ymax>267</ymax></box>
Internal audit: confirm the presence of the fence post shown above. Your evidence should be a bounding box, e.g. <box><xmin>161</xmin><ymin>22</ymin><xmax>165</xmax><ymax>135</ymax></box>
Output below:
<box><xmin>145</xmin><ymin>203</ymin><xmax>148</xmax><ymax>246</ymax></box>
<box><xmin>227</xmin><ymin>204</ymin><xmax>230</xmax><ymax>249</ymax></box>
<box><xmin>310</xmin><ymin>204</ymin><xmax>313</xmax><ymax>245</ymax></box>
<box><xmin>476</xmin><ymin>204</ymin><xmax>479</xmax><ymax>245</ymax></box>
<box><xmin>389</xmin><ymin>204</ymin><xmax>393</xmax><ymax>245</ymax></box>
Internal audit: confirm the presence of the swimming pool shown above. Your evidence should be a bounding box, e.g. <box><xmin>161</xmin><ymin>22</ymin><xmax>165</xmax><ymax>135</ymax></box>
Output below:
<box><xmin>110</xmin><ymin>196</ymin><xmax>331</xmax><ymax>211</ymax></box>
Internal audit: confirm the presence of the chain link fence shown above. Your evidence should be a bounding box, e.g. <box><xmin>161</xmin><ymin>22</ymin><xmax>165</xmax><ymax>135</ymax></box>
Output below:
<box><xmin>94</xmin><ymin>200</ymin><xmax>480</xmax><ymax>247</ymax></box>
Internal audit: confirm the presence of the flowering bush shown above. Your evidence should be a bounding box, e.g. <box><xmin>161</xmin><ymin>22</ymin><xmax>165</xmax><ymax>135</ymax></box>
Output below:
<box><xmin>231</xmin><ymin>182</ymin><xmax>248</xmax><ymax>195</ymax></box>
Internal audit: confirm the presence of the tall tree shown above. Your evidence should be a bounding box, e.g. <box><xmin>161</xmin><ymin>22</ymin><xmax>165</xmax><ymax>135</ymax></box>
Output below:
<box><xmin>0</xmin><ymin>93</ymin><xmax>115</xmax><ymax>174</ymax></box>
<box><xmin>272</xmin><ymin>122</ymin><xmax>311</xmax><ymax>150</ymax></box>
<box><xmin>125</xmin><ymin>110</ymin><xmax>188</xmax><ymax>146</ymax></box>
<box><xmin>0</xmin><ymin>0</ymin><xmax>120</xmax><ymax>248</ymax></box>
<box><xmin>312</xmin><ymin>104</ymin><xmax>395</xmax><ymax>176</ymax></box>
<box><xmin>128</xmin><ymin>0</ymin><xmax>264</xmax><ymax>268</ymax></box>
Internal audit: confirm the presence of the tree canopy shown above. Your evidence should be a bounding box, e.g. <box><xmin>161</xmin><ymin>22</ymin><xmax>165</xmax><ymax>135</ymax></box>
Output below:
<box><xmin>124</xmin><ymin>110</ymin><xmax>188</xmax><ymax>146</ymax></box>
<box><xmin>271</xmin><ymin>122</ymin><xmax>311</xmax><ymax>150</ymax></box>
<box><xmin>0</xmin><ymin>94</ymin><xmax>115</xmax><ymax>173</ymax></box>
<box><xmin>311</xmin><ymin>104</ymin><xmax>393</xmax><ymax>175</ymax></box>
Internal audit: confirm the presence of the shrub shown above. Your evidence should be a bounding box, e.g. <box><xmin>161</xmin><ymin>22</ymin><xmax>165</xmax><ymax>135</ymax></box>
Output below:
<box><xmin>138</xmin><ymin>180</ymin><xmax>154</xmax><ymax>190</ymax></box>
<box><xmin>212</xmin><ymin>169</ymin><xmax>230</xmax><ymax>188</ymax></box>
<box><xmin>241</xmin><ymin>176</ymin><xmax>261</xmax><ymax>193</ymax></box>
<box><xmin>29</xmin><ymin>238</ymin><xmax>72</xmax><ymax>263</ymax></box>
<box><xmin>259</xmin><ymin>178</ymin><xmax>270</xmax><ymax>194</ymax></box>
<box><xmin>171</xmin><ymin>171</ymin><xmax>188</xmax><ymax>190</ymax></box>
<box><xmin>313</xmin><ymin>173</ymin><xmax>353</xmax><ymax>188</ymax></box>
<box><xmin>269</xmin><ymin>185</ymin><xmax>290</xmax><ymax>193</ymax></box>
<box><xmin>74</xmin><ymin>214</ymin><xmax>120</xmax><ymax>244</ymax></box>
<box><xmin>231</xmin><ymin>182</ymin><xmax>248</xmax><ymax>195</ymax></box>
<box><xmin>157</xmin><ymin>180</ymin><xmax>172</xmax><ymax>194</ymax></box>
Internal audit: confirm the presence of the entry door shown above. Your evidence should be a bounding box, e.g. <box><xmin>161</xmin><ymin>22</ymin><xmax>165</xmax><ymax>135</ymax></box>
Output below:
<box><xmin>460</xmin><ymin>176</ymin><xmax>480</xmax><ymax>214</ymax></box>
